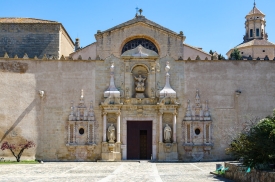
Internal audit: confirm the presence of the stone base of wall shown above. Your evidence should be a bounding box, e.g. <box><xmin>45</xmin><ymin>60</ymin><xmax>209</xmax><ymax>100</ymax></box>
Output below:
<box><xmin>158</xmin><ymin>143</ymin><xmax>178</xmax><ymax>161</ymax></box>
<box><xmin>224</xmin><ymin>162</ymin><xmax>275</xmax><ymax>182</ymax></box>
<box><xmin>101</xmin><ymin>142</ymin><xmax>121</xmax><ymax>161</ymax></box>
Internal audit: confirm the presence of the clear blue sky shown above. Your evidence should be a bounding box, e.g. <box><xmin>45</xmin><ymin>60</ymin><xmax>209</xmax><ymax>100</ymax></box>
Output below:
<box><xmin>2</xmin><ymin>0</ymin><xmax>275</xmax><ymax>57</ymax></box>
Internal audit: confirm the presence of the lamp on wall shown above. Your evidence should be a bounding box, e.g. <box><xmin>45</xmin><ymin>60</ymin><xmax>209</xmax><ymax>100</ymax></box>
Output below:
<box><xmin>235</xmin><ymin>89</ymin><xmax>242</xmax><ymax>96</ymax></box>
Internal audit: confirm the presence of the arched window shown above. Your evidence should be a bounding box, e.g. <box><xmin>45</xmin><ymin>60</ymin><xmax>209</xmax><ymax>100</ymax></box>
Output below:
<box><xmin>121</xmin><ymin>38</ymin><xmax>158</xmax><ymax>54</ymax></box>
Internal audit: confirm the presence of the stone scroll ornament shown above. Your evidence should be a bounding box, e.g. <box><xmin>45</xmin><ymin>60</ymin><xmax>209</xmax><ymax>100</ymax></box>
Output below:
<box><xmin>0</xmin><ymin>62</ymin><xmax>28</xmax><ymax>73</ymax></box>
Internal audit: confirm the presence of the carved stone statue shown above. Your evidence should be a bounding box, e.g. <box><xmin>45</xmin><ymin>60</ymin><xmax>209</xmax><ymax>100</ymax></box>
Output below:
<box><xmin>134</xmin><ymin>75</ymin><xmax>146</xmax><ymax>92</ymax></box>
<box><xmin>107</xmin><ymin>124</ymin><xmax>116</xmax><ymax>143</ymax></box>
<box><xmin>164</xmin><ymin>124</ymin><xmax>172</xmax><ymax>143</ymax></box>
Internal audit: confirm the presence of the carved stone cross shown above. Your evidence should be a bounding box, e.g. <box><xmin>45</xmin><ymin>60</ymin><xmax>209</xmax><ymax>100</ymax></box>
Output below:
<box><xmin>139</xmin><ymin>9</ymin><xmax>143</xmax><ymax>15</ymax></box>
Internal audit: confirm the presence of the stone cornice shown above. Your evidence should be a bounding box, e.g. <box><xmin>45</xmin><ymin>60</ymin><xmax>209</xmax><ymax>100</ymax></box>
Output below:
<box><xmin>96</xmin><ymin>21</ymin><xmax>185</xmax><ymax>40</ymax></box>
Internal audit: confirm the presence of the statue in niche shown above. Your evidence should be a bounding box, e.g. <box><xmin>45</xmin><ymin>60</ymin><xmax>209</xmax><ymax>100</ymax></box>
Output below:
<box><xmin>164</xmin><ymin>124</ymin><xmax>172</xmax><ymax>143</ymax></box>
<box><xmin>134</xmin><ymin>75</ymin><xmax>146</xmax><ymax>92</ymax></box>
<box><xmin>107</xmin><ymin>124</ymin><xmax>116</xmax><ymax>143</ymax></box>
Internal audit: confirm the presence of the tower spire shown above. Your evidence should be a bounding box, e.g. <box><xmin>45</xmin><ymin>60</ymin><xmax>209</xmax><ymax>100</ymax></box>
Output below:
<box><xmin>254</xmin><ymin>0</ymin><xmax>256</xmax><ymax>7</ymax></box>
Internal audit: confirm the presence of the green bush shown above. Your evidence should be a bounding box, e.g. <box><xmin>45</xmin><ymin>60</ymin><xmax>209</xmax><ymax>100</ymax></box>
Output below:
<box><xmin>226</xmin><ymin>110</ymin><xmax>275</xmax><ymax>169</ymax></box>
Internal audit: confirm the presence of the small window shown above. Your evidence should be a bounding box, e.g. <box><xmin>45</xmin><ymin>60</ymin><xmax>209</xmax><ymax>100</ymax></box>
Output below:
<box><xmin>256</xmin><ymin>29</ymin><xmax>260</xmax><ymax>36</ymax></box>
<box><xmin>79</xmin><ymin>128</ymin><xmax>84</xmax><ymax>135</ymax></box>
<box><xmin>241</xmin><ymin>52</ymin><xmax>244</xmax><ymax>54</ymax></box>
<box><xmin>257</xmin><ymin>17</ymin><xmax>259</xmax><ymax>18</ymax></box>
<box><xmin>250</xmin><ymin>29</ymin><xmax>253</xmax><ymax>37</ymax></box>
<box><xmin>195</xmin><ymin>128</ymin><xmax>200</xmax><ymax>135</ymax></box>
<box><xmin>263</xmin><ymin>50</ymin><xmax>265</xmax><ymax>52</ymax></box>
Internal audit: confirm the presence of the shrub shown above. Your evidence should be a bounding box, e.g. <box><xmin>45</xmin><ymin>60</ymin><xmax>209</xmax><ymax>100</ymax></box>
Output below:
<box><xmin>226</xmin><ymin>110</ymin><xmax>275</xmax><ymax>169</ymax></box>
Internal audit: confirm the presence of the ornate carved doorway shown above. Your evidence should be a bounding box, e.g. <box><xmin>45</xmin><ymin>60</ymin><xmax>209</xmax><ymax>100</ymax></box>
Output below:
<box><xmin>127</xmin><ymin>121</ymin><xmax>152</xmax><ymax>160</ymax></box>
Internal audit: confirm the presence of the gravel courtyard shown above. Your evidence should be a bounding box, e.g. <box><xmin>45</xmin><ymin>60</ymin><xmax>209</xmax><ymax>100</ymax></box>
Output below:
<box><xmin>0</xmin><ymin>161</ymin><xmax>233</xmax><ymax>182</ymax></box>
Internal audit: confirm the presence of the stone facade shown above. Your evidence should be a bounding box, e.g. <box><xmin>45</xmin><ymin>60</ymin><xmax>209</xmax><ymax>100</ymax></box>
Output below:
<box><xmin>0</xmin><ymin>6</ymin><xmax>275</xmax><ymax>162</ymax></box>
<box><xmin>0</xmin><ymin>57</ymin><xmax>274</xmax><ymax>162</ymax></box>
<box><xmin>0</xmin><ymin>18</ymin><xmax>74</xmax><ymax>59</ymax></box>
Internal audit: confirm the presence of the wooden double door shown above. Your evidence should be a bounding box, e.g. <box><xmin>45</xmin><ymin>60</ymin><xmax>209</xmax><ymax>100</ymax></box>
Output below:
<box><xmin>127</xmin><ymin>121</ymin><xmax>152</xmax><ymax>160</ymax></box>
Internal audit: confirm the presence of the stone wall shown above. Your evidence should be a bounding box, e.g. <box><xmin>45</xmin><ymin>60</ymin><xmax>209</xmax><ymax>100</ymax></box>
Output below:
<box><xmin>0</xmin><ymin>24</ymin><xmax>73</xmax><ymax>59</ymax></box>
<box><xmin>224</xmin><ymin>162</ymin><xmax>275</xmax><ymax>182</ymax></box>
<box><xmin>60</xmin><ymin>28</ymin><xmax>75</xmax><ymax>59</ymax></box>
<box><xmin>183</xmin><ymin>44</ymin><xmax>211</xmax><ymax>60</ymax></box>
<box><xmin>181</xmin><ymin>60</ymin><xmax>275</xmax><ymax>160</ymax></box>
<box><xmin>71</xmin><ymin>43</ymin><xmax>97</xmax><ymax>60</ymax></box>
<box><xmin>0</xmin><ymin>58</ymin><xmax>275</xmax><ymax>161</ymax></box>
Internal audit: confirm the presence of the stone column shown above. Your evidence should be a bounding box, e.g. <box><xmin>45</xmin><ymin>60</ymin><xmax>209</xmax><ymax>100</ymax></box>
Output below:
<box><xmin>73</xmin><ymin>123</ymin><xmax>76</xmax><ymax>143</ymax></box>
<box><xmin>68</xmin><ymin>124</ymin><xmax>70</xmax><ymax>144</ymax></box>
<box><xmin>103</xmin><ymin>112</ymin><xmax>107</xmax><ymax>142</ymax></box>
<box><xmin>173</xmin><ymin>112</ymin><xmax>177</xmax><ymax>143</ymax></box>
<box><xmin>159</xmin><ymin>112</ymin><xmax>163</xmax><ymax>143</ymax></box>
<box><xmin>87</xmin><ymin>122</ymin><xmax>90</xmax><ymax>143</ymax></box>
<box><xmin>116</xmin><ymin>112</ymin><xmax>121</xmax><ymax>143</ymax></box>
<box><xmin>92</xmin><ymin>122</ymin><xmax>95</xmax><ymax>144</ymax></box>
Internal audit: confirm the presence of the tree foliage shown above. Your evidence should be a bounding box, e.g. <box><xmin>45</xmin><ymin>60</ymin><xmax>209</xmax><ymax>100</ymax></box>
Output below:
<box><xmin>209</xmin><ymin>50</ymin><xmax>225</xmax><ymax>60</ymax></box>
<box><xmin>218</xmin><ymin>54</ymin><xmax>225</xmax><ymax>60</ymax></box>
<box><xmin>226</xmin><ymin>110</ymin><xmax>275</xmax><ymax>169</ymax></box>
<box><xmin>209</xmin><ymin>50</ymin><xmax>214</xmax><ymax>55</ymax></box>
<box><xmin>1</xmin><ymin>140</ymin><xmax>35</xmax><ymax>162</ymax></box>
<box><xmin>230</xmin><ymin>48</ymin><xmax>242</xmax><ymax>60</ymax></box>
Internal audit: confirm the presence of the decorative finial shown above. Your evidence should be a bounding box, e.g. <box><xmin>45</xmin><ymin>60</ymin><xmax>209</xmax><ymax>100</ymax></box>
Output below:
<box><xmin>81</xmin><ymin>89</ymin><xmax>84</xmax><ymax>100</ymax></box>
<box><xmin>254</xmin><ymin>0</ymin><xmax>256</xmax><ymax>7</ymax></box>
<box><xmin>165</xmin><ymin>61</ymin><xmax>170</xmax><ymax>74</ymax></box>
<box><xmin>110</xmin><ymin>62</ymin><xmax>114</xmax><ymax>73</ymax></box>
<box><xmin>139</xmin><ymin>8</ymin><xmax>143</xmax><ymax>15</ymax></box>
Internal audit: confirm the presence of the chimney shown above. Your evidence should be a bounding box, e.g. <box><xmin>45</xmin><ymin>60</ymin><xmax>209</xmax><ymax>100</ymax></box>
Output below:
<box><xmin>75</xmin><ymin>38</ymin><xmax>80</xmax><ymax>51</ymax></box>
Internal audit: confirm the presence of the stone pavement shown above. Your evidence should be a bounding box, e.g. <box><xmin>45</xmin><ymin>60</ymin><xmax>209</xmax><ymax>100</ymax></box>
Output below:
<box><xmin>0</xmin><ymin>161</ymin><xmax>233</xmax><ymax>182</ymax></box>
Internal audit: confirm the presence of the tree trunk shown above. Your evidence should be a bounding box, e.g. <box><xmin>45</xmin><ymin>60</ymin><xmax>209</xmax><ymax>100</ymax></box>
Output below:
<box><xmin>17</xmin><ymin>148</ymin><xmax>25</xmax><ymax>162</ymax></box>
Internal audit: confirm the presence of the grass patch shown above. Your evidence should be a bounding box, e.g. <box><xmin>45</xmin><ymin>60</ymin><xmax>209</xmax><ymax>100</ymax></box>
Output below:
<box><xmin>0</xmin><ymin>160</ymin><xmax>39</xmax><ymax>165</ymax></box>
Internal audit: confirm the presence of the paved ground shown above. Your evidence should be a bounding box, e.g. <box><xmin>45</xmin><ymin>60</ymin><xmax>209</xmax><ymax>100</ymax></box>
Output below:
<box><xmin>0</xmin><ymin>161</ymin><xmax>233</xmax><ymax>182</ymax></box>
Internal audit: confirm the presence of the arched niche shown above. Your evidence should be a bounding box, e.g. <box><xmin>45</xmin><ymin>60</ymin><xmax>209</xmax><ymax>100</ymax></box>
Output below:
<box><xmin>131</xmin><ymin>64</ymin><xmax>149</xmax><ymax>98</ymax></box>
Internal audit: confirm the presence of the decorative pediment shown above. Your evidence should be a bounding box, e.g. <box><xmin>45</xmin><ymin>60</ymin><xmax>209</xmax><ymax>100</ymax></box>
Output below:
<box><xmin>184</xmin><ymin>90</ymin><xmax>211</xmax><ymax>121</ymax></box>
<box><xmin>121</xmin><ymin>45</ymin><xmax>158</xmax><ymax>59</ymax></box>
<box><xmin>98</xmin><ymin>15</ymin><xmax>185</xmax><ymax>40</ymax></box>
<box><xmin>68</xmin><ymin>89</ymin><xmax>95</xmax><ymax>121</ymax></box>
<box><xmin>67</xmin><ymin>89</ymin><xmax>97</xmax><ymax>148</ymax></box>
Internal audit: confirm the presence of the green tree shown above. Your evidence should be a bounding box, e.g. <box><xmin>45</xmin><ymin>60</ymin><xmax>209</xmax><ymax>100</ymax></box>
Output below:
<box><xmin>226</xmin><ymin>110</ymin><xmax>275</xmax><ymax>169</ymax></box>
<box><xmin>209</xmin><ymin>50</ymin><xmax>214</xmax><ymax>55</ymax></box>
<box><xmin>230</xmin><ymin>48</ymin><xmax>242</xmax><ymax>60</ymax></box>
<box><xmin>218</xmin><ymin>54</ymin><xmax>225</xmax><ymax>60</ymax></box>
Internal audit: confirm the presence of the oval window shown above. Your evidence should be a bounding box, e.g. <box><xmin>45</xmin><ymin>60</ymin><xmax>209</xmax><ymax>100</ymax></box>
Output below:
<box><xmin>195</xmin><ymin>128</ymin><xmax>200</xmax><ymax>135</ymax></box>
<box><xmin>79</xmin><ymin>128</ymin><xmax>84</xmax><ymax>135</ymax></box>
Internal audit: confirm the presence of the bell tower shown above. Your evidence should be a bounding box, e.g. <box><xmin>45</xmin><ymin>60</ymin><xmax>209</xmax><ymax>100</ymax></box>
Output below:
<box><xmin>243</xmin><ymin>1</ymin><xmax>267</xmax><ymax>42</ymax></box>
